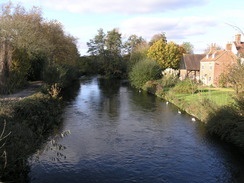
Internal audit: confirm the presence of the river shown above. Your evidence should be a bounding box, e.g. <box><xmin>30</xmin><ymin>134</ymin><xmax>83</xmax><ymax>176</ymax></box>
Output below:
<box><xmin>28</xmin><ymin>77</ymin><xmax>244</xmax><ymax>183</ymax></box>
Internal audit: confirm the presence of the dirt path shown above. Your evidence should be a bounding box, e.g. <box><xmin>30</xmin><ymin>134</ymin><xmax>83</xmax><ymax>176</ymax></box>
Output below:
<box><xmin>204</xmin><ymin>87</ymin><xmax>234</xmax><ymax>92</ymax></box>
<box><xmin>0</xmin><ymin>81</ymin><xmax>43</xmax><ymax>101</ymax></box>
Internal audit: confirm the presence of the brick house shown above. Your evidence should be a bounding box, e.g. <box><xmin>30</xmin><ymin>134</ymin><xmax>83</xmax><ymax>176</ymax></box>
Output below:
<box><xmin>200</xmin><ymin>43</ymin><xmax>238</xmax><ymax>86</ymax></box>
<box><xmin>179</xmin><ymin>54</ymin><xmax>205</xmax><ymax>80</ymax></box>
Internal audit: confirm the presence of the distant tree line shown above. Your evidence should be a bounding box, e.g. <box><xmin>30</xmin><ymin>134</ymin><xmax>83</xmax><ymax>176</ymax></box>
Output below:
<box><xmin>84</xmin><ymin>30</ymin><xmax>193</xmax><ymax>81</ymax></box>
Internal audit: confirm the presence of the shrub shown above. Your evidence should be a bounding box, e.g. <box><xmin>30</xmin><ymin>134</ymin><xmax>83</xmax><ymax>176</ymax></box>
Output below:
<box><xmin>206</xmin><ymin>106</ymin><xmax>244</xmax><ymax>151</ymax></box>
<box><xmin>142</xmin><ymin>80</ymin><xmax>158</xmax><ymax>94</ymax></box>
<box><xmin>233</xmin><ymin>92</ymin><xmax>244</xmax><ymax>116</ymax></box>
<box><xmin>0</xmin><ymin>92</ymin><xmax>64</xmax><ymax>181</ymax></box>
<box><xmin>43</xmin><ymin>64</ymin><xmax>79</xmax><ymax>88</ymax></box>
<box><xmin>159</xmin><ymin>74</ymin><xmax>179</xmax><ymax>88</ymax></box>
<box><xmin>142</xmin><ymin>79</ymin><xmax>169</xmax><ymax>97</ymax></box>
<box><xmin>78</xmin><ymin>56</ymin><xmax>99</xmax><ymax>75</ymax></box>
<box><xmin>188</xmin><ymin>98</ymin><xmax>218</xmax><ymax>122</ymax></box>
<box><xmin>127</xmin><ymin>43</ymin><xmax>149</xmax><ymax>72</ymax></box>
<box><xmin>12</xmin><ymin>93</ymin><xmax>63</xmax><ymax>132</ymax></box>
<box><xmin>172</xmin><ymin>79</ymin><xmax>198</xmax><ymax>94</ymax></box>
<box><xmin>129</xmin><ymin>58</ymin><xmax>161</xmax><ymax>89</ymax></box>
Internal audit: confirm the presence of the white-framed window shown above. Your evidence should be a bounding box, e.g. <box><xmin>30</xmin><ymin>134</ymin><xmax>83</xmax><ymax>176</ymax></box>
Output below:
<box><xmin>209</xmin><ymin>77</ymin><xmax>211</xmax><ymax>81</ymax></box>
<box><xmin>210</xmin><ymin>65</ymin><xmax>212</xmax><ymax>70</ymax></box>
<box><xmin>202</xmin><ymin>65</ymin><xmax>204</xmax><ymax>69</ymax></box>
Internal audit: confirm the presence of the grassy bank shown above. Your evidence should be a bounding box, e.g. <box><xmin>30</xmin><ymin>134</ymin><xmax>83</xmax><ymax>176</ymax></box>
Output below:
<box><xmin>0</xmin><ymin>89</ymin><xmax>64</xmax><ymax>182</ymax></box>
<box><xmin>142</xmin><ymin>79</ymin><xmax>244</xmax><ymax>153</ymax></box>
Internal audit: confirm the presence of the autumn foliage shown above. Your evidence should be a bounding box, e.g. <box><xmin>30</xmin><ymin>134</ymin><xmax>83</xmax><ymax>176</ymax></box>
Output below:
<box><xmin>147</xmin><ymin>39</ymin><xmax>184</xmax><ymax>70</ymax></box>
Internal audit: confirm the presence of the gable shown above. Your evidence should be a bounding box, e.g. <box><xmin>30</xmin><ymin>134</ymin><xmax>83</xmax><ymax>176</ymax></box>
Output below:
<box><xmin>201</xmin><ymin>50</ymin><xmax>237</xmax><ymax>63</ymax></box>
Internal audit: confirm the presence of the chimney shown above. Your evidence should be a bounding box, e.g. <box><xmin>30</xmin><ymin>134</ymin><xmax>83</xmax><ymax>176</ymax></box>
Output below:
<box><xmin>235</xmin><ymin>34</ymin><xmax>241</xmax><ymax>43</ymax></box>
<box><xmin>226</xmin><ymin>42</ymin><xmax>232</xmax><ymax>51</ymax></box>
<box><xmin>210</xmin><ymin>43</ymin><xmax>217</xmax><ymax>52</ymax></box>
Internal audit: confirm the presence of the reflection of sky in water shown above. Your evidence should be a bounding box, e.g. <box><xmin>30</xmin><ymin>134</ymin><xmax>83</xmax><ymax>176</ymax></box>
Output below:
<box><xmin>29</xmin><ymin>77</ymin><xmax>244</xmax><ymax>183</ymax></box>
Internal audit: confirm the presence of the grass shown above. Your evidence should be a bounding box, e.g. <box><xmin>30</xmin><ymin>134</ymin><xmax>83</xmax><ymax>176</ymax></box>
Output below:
<box><xmin>143</xmin><ymin>80</ymin><xmax>244</xmax><ymax>153</ymax></box>
<box><xmin>174</xmin><ymin>88</ymin><xmax>235</xmax><ymax>107</ymax></box>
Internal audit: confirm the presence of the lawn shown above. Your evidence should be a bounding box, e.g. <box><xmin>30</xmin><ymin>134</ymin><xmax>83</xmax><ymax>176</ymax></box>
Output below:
<box><xmin>174</xmin><ymin>88</ymin><xmax>235</xmax><ymax>107</ymax></box>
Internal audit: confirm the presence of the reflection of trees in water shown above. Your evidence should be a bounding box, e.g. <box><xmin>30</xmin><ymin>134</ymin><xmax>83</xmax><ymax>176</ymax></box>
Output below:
<box><xmin>97</xmin><ymin>78</ymin><xmax>121</xmax><ymax>119</ymax></box>
<box><xmin>31</xmin><ymin>130</ymin><xmax>70</xmax><ymax>163</ymax></box>
<box><xmin>97</xmin><ymin>78</ymin><xmax>121</xmax><ymax>97</ymax></box>
<box><xmin>129</xmin><ymin>85</ymin><xmax>158</xmax><ymax>111</ymax></box>
<box><xmin>61</xmin><ymin>80</ymin><xmax>81</xmax><ymax>102</ymax></box>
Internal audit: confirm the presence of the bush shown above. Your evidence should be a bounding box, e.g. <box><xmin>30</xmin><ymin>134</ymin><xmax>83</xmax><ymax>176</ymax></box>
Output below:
<box><xmin>0</xmin><ymin>92</ymin><xmax>64</xmax><ymax>181</ymax></box>
<box><xmin>142</xmin><ymin>80</ymin><xmax>158</xmax><ymax>94</ymax></box>
<box><xmin>129</xmin><ymin>58</ymin><xmax>161</xmax><ymax>89</ymax></box>
<box><xmin>233</xmin><ymin>92</ymin><xmax>244</xmax><ymax>115</ymax></box>
<box><xmin>206</xmin><ymin>106</ymin><xmax>244</xmax><ymax>151</ymax></box>
<box><xmin>159</xmin><ymin>74</ymin><xmax>179</xmax><ymax>88</ymax></box>
<box><xmin>187</xmin><ymin>98</ymin><xmax>218</xmax><ymax>121</ymax></box>
<box><xmin>78</xmin><ymin>56</ymin><xmax>99</xmax><ymax>75</ymax></box>
<box><xmin>12</xmin><ymin>93</ymin><xmax>63</xmax><ymax>132</ymax></box>
<box><xmin>127</xmin><ymin>43</ymin><xmax>149</xmax><ymax>72</ymax></box>
<box><xmin>43</xmin><ymin>63</ymin><xmax>79</xmax><ymax>88</ymax></box>
<box><xmin>172</xmin><ymin>79</ymin><xmax>198</xmax><ymax>94</ymax></box>
<box><xmin>101</xmin><ymin>57</ymin><xmax>127</xmax><ymax>79</ymax></box>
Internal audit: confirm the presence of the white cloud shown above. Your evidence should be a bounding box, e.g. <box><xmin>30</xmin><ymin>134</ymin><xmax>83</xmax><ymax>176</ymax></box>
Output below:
<box><xmin>121</xmin><ymin>16</ymin><xmax>218</xmax><ymax>41</ymax></box>
<box><xmin>18</xmin><ymin>0</ymin><xmax>208</xmax><ymax>14</ymax></box>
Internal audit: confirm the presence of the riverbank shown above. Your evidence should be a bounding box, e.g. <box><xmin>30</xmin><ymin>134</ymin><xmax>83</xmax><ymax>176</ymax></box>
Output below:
<box><xmin>0</xmin><ymin>84</ymin><xmax>64</xmax><ymax>181</ymax></box>
<box><xmin>141</xmin><ymin>79</ymin><xmax>244</xmax><ymax>153</ymax></box>
<box><xmin>0</xmin><ymin>81</ymin><xmax>43</xmax><ymax>101</ymax></box>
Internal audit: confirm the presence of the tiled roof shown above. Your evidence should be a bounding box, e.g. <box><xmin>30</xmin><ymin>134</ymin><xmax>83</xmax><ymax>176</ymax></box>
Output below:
<box><xmin>180</xmin><ymin>54</ymin><xmax>205</xmax><ymax>70</ymax></box>
<box><xmin>201</xmin><ymin>50</ymin><xmax>237</xmax><ymax>62</ymax></box>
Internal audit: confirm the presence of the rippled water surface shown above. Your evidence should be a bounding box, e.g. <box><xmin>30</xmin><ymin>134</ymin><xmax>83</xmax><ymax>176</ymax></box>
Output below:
<box><xmin>29</xmin><ymin>77</ymin><xmax>244</xmax><ymax>183</ymax></box>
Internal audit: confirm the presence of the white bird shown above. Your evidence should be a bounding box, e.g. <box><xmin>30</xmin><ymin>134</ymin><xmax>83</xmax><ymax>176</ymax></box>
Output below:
<box><xmin>166</xmin><ymin>101</ymin><xmax>169</xmax><ymax>105</ymax></box>
<box><xmin>191</xmin><ymin>117</ymin><xmax>196</xmax><ymax>122</ymax></box>
<box><xmin>178</xmin><ymin>110</ymin><xmax>181</xmax><ymax>114</ymax></box>
<box><xmin>139</xmin><ymin>89</ymin><xmax>142</xmax><ymax>93</ymax></box>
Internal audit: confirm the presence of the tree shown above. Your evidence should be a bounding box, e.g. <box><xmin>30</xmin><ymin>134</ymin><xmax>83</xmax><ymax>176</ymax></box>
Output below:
<box><xmin>86</xmin><ymin>28</ymin><xmax>126</xmax><ymax>78</ymax></box>
<box><xmin>87</xmin><ymin>28</ymin><xmax>105</xmax><ymax>55</ymax></box>
<box><xmin>226</xmin><ymin>62</ymin><xmax>244</xmax><ymax>94</ymax></box>
<box><xmin>105</xmin><ymin>28</ymin><xmax>122</xmax><ymax>56</ymax></box>
<box><xmin>149</xmin><ymin>33</ymin><xmax>167</xmax><ymax>46</ymax></box>
<box><xmin>0</xmin><ymin>2</ymin><xmax>48</xmax><ymax>92</ymax></box>
<box><xmin>181</xmin><ymin>42</ymin><xmax>194</xmax><ymax>54</ymax></box>
<box><xmin>128</xmin><ymin>41</ymin><xmax>150</xmax><ymax>71</ymax></box>
<box><xmin>42</xmin><ymin>20</ymin><xmax>79</xmax><ymax>65</ymax></box>
<box><xmin>0</xmin><ymin>2</ymin><xmax>80</xmax><ymax>92</ymax></box>
<box><xmin>123</xmin><ymin>34</ymin><xmax>145</xmax><ymax>54</ymax></box>
<box><xmin>147</xmin><ymin>40</ymin><xmax>184</xmax><ymax>70</ymax></box>
<box><xmin>129</xmin><ymin>58</ymin><xmax>161</xmax><ymax>89</ymax></box>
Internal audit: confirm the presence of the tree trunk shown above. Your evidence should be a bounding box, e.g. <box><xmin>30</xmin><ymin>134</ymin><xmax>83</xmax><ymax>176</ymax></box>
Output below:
<box><xmin>0</xmin><ymin>40</ymin><xmax>12</xmax><ymax>93</ymax></box>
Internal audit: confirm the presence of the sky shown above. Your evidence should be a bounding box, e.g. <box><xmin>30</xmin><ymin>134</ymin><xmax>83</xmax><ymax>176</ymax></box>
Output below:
<box><xmin>1</xmin><ymin>0</ymin><xmax>244</xmax><ymax>55</ymax></box>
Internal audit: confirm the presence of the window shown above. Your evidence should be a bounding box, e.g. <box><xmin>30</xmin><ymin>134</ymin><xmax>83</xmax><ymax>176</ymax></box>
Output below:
<box><xmin>210</xmin><ymin>65</ymin><xmax>212</xmax><ymax>70</ymax></box>
<box><xmin>209</xmin><ymin>77</ymin><xmax>211</xmax><ymax>81</ymax></box>
<box><xmin>202</xmin><ymin>65</ymin><xmax>204</xmax><ymax>69</ymax></box>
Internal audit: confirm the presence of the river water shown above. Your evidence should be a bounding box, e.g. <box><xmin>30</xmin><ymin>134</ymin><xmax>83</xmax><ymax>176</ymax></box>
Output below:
<box><xmin>29</xmin><ymin>77</ymin><xmax>244</xmax><ymax>183</ymax></box>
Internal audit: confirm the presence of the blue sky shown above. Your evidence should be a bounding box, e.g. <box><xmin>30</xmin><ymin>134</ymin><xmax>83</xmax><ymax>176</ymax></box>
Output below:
<box><xmin>2</xmin><ymin>0</ymin><xmax>244</xmax><ymax>55</ymax></box>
